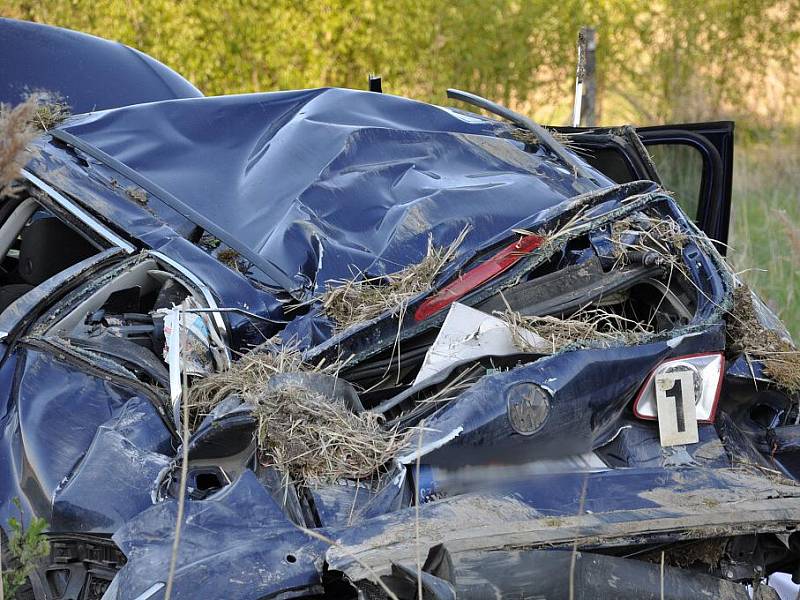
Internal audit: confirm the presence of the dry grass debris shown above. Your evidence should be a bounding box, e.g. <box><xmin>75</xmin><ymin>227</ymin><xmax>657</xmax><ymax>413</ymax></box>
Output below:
<box><xmin>29</xmin><ymin>95</ymin><xmax>70</xmax><ymax>131</ymax></box>
<box><xmin>126</xmin><ymin>186</ymin><xmax>148</xmax><ymax>204</ymax></box>
<box><xmin>728</xmin><ymin>285</ymin><xmax>800</xmax><ymax>392</ymax></box>
<box><xmin>500</xmin><ymin>305</ymin><xmax>653</xmax><ymax>354</ymax></box>
<box><xmin>217</xmin><ymin>248</ymin><xmax>243</xmax><ymax>272</ymax></box>
<box><xmin>189</xmin><ymin>344</ymin><xmax>408</xmax><ymax>482</ymax></box>
<box><xmin>189</xmin><ymin>343</ymin><xmax>314</xmax><ymax>411</ymax></box>
<box><xmin>0</xmin><ymin>92</ymin><xmax>71</xmax><ymax>198</ymax></box>
<box><xmin>639</xmin><ymin>538</ymin><xmax>727</xmax><ymax>569</ymax></box>
<box><xmin>0</xmin><ymin>96</ymin><xmax>40</xmax><ymax>197</ymax></box>
<box><xmin>508</xmin><ymin>126</ymin><xmax>538</xmax><ymax>146</ymax></box>
<box><xmin>254</xmin><ymin>383</ymin><xmax>410</xmax><ymax>482</ymax></box>
<box><xmin>609</xmin><ymin>213</ymin><xmax>689</xmax><ymax>269</ymax></box>
<box><xmin>322</xmin><ymin>227</ymin><xmax>469</xmax><ymax>330</ymax></box>
<box><xmin>506</xmin><ymin>126</ymin><xmax>580</xmax><ymax>152</ymax></box>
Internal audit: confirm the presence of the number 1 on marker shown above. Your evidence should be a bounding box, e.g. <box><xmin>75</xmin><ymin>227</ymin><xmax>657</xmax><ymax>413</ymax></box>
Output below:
<box><xmin>654</xmin><ymin>370</ymin><xmax>699</xmax><ymax>447</ymax></box>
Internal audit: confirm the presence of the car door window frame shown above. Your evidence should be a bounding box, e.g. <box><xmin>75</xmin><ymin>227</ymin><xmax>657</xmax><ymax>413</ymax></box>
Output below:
<box><xmin>638</xmin><ymin>130</ymin><xmax>726</xmax><ymax>248</ymax></box>
<box><xmin>21</xmin><ymin>169</ymin><xmax>136</xmax><ymax>254</ymax></box>
<box><xmin>551</xmin><ymin>122</ymin><xmax>734</xmax><ymax>252</ymax></box>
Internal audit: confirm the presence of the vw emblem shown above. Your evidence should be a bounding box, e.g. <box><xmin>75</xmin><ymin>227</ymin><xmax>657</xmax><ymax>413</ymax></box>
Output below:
<box><xmin>507</xmin><ymin>382</ymin><xmax>550</xmax><ymax>435</ymax></box>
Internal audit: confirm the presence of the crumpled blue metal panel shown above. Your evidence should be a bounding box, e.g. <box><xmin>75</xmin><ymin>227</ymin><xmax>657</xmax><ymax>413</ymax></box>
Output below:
<box><xmin>406</xmin><ymin>335</ymin><xmax>722</xmax><ymax>470</ymax></box>
<box><xmin>50</xmin><ymin>396</ymin><xmax>171</xmax><ymax>533</ymax></box>
<box><xmin>0</xmin><ymin>347</ymin><xmax>172</xmax><ymax>533</ymax></box>
<box><xmin>16</xmin><ymin>348</ymin><xmax>131</xmax><ymax>499</ymax></box>
<box><xmin>54</xmin><ymin>88</ymin><xmax>612</xmax><ymax>292</ymax></box>
<box><xmin>310</xmin><ymin>467</ymin><xmax>411</xmax><ymax>528</ymax></box>
<box><xmin>110</xmin><ymin>470</ymin><xmax>327</xmax><ymax>599</ymax></box>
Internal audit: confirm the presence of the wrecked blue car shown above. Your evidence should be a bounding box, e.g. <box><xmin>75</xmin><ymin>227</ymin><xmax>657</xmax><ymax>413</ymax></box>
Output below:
<box><xmin>2</xmin><ymin>17</ymin><xmax>800</xmax><ymax>600</ymax></box>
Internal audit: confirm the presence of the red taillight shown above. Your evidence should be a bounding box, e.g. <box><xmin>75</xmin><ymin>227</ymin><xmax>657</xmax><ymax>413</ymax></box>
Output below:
<box><xmin>414</xmin><ymin>234</ymin><xmax>544</xmax><ymax>321</ymax></box>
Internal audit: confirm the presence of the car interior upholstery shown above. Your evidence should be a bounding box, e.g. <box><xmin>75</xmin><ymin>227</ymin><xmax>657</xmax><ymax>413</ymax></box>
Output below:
<box><xmin>0</xmin><ymin>197</ymin><xmax>98</xmax><ymax>312</ymax></box>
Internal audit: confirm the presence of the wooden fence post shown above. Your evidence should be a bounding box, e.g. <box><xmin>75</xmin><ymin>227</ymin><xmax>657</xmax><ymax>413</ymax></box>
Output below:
<box><xmin>579</xmin><ymin>27</ymin><xmax>597</xmax><ymax>127</ymax></box>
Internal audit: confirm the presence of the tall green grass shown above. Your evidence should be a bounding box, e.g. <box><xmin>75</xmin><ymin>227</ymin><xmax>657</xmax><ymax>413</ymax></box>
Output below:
<box><xmin>728</xmin><ymin>142</ymin><xmax>800</xmax><ymax>338</ymax></box>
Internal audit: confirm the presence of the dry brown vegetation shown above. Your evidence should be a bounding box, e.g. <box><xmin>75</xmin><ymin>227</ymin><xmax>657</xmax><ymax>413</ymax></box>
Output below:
<box><xmin>125</xmin><ymin>186</ymin><xmax>148</xmax><ymax>204</ymax></box>
<box><xmin>506</xmin><ymin>126</ymin><xmax>582</xmax><ymax>153</ymax></box>
<box><xmin>189</xmin><ymin>343</ymin><xmax>321</xmax><ymax>411</ymax></box>
<box><xmin>30</xmin><ymin>96</ymin><xmax>70</xmax><ymax>131</ymax></box>
<box><xmin>321</xmin><ymin>227</ymin><xmax>469</xmax><ymax>331</ymax></box>
<box><xmin>0</xmin><ymin>93</ymin><xmax>71</xmax><ymax>199</ymax></box>
<box><xmin>727</xmin><ymin>285</ymin><xmax>800</xmax><ymax>392</ymax></box>
<box><xmin>189</xmin><ymin>344</ymin><xmax>409</xmax><ymax>482</ymax></box>
<box><xmin>609</xmin><ymin>213</ymin><xmax>690</xmax><ymax>270</ymax></box>
<box><xmin>0</xmin><ymin>96</ymin><xmax>40</xmax><ymax>197</ymax></box>
<box><xmin>254</xmin><ymin>383</ymin><xmax>409</xmax><ymax>482</ymax></box>
<box><xmin>501</xmin><ymin>306</ymin><xmax>653</xmax><ymax>354</ymax></box>
<box><xmin>216</xmin><ymin>248</ymin><xmax>243</xmax><ymax>272</ymax></box>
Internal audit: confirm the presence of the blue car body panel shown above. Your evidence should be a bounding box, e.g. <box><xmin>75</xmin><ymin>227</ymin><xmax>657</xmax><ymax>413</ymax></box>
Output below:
<box><xmin>50</xmin><ymin>88</ymin><xmax>611</xmax><ymax>292</ymax></box>
<box><xmin>0</xmin><ymin>344</ymin><xmax>172</xmax><ymax>534</ymax></box>
<box><xmin>0</xmin><ymin>18</ymin><xmax>201</xmax><ymax>112</ymax></box>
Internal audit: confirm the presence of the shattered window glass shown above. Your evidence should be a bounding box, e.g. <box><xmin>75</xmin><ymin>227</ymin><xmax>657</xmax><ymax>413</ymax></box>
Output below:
<box><xmin>649</xmin><ymin>143</ymin><xmax>703</xmax><ymax>221</ymax></box>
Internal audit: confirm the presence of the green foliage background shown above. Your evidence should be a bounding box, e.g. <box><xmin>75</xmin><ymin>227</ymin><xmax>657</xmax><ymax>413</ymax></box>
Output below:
<box><xmin>4</xmin><ymin>0</ymin><xmax>799</xmax><ymax>124</ymax></box>
<box><xmin>2</xmin><ymin>0</ymin><xmax>800</xmax><ymax>332</ymax></box>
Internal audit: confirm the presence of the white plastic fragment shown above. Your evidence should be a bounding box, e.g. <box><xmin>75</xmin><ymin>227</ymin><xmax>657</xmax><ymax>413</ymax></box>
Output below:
<box><xmin>161</xmin><ymin>297</ymin><xmax>217</xmax><ymax>430</ymax></box>
<box><xmin>163</xmin><ymin>306</ymin><xmax>183</xmax><ymax>427</ymax></box>
<box><xmin>397</xmin><ymin>426</ymin><xmax>463</xmax><ymax>465</ymax></box>
<box><xmin>413</xmin><ymin>302</ymin><xmax>546</xmax><ymax>385</ymax></box>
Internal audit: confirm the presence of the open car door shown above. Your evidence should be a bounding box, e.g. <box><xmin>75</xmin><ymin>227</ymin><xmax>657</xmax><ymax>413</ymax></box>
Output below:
<box><xmin>552</xmin><ymin>122</ymin><xmax>734</xmax><ymax>252</ymax></box>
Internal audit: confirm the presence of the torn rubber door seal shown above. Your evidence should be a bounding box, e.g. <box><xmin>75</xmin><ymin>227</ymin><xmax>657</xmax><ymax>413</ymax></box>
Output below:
<box><xmin>47</xmin><ymin>129</ymin><xmax>300</xmax><ymax>297</ymax></box>
<box><xmin>415</xmin><ymin>234</ymin><xmax>545</xmax><ymax>321</ymax></box>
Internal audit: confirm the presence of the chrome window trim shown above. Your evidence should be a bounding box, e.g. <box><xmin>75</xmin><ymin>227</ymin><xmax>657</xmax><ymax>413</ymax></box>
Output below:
<box><xmin>21</xmin><ymin>169</ymin><xmax>136</xmax><ymax>254</ymax></box>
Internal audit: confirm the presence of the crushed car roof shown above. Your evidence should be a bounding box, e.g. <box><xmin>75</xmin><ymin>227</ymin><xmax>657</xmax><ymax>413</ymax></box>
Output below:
<box><xmin>51</xmin><ymin>88</ymin><xmax>611</xmax><ymax>293</ymax></box>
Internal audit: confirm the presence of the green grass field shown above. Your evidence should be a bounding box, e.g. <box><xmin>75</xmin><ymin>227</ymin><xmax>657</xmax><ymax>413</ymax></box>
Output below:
<box><xmin>728</xmin><ymin>142</ymin><xmax>800</xmax><ymax>338</ymax></box>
